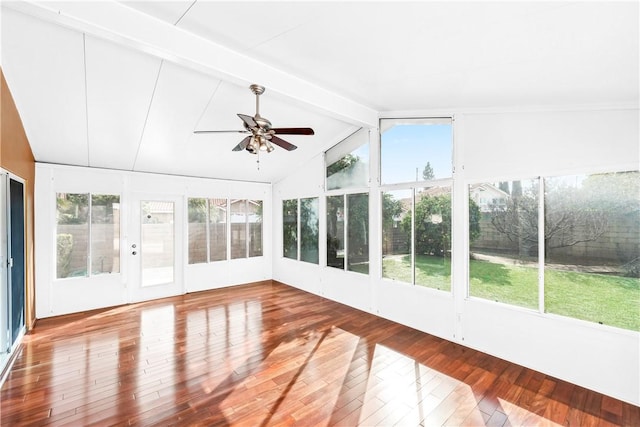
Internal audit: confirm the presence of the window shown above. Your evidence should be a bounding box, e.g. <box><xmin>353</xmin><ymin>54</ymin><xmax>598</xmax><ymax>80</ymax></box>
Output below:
<box><xmin>326</xmin><ymin>129</ymin><xmax>369</xmax><ymax>190</ymax></box>
<box><xmin>469</xmin><ymin>171</ymin><xmax>639</xmax><ymax>332</ymax></box>
<box><xmin>230</xmin><ymin>199</ymin><xmax>246</xmax><ymax>259</ymax></box>
<box><xmin>469</xmin><ymin>179</ymin><xmax>539</xmax><ymax>308</ymax></box>
<box><xmin>327</xmin><ymin>193</ymin><xmax>369</xmax><ymax>274</ymax></box>
<box><xmin>230</xmin><ymin>199</ymin><xmax>263</xmax><ymax>259</ymax></box>
<box><xmin>347</xmin><ymin>193</ymin><xmax>369</xmax><ymax>274</ymax></box>
<box><xmin>380</xmin><ymin>118</ymin><xmax>453</xmax><ymax>290</ymax></box>
<box><xmin>382</xmin><ymin>189</ymin><xmax>412</xmax><ymax>282</ymax></box>
<box><xmin>188</xmin><ymin>198</ymin><xmax>207</xmax><ymax>264</ymax></box>
<box><xmin>188</xmin><ymin>198</ymin><xmax>227</xmax><ymax>264</ymax></box>
<box><xmin>327</xmin><ymin>195</ymin><xmax>345</xmax><ymax>269</ymax></box>
<box><xmin>414</xmin><ymin>186</ymin><xmax>451</xmax><ymax>290</ymax></box>
<box><xmin>209</xmin><ymin>199</ymin><xmax>227</xmax><ymax>262</ymax></box>
<box><xmin>382</xmin><ymin>186</ymin><xmax>452</xmax><ymax>291</ymax></box>
<box><xmin>56</xmin><ymin>193</ymin><xmax>120</xmax><ymax>279</ymax></box>
<box><xmin>544</xmin><ymin>171</ymin><xmax>639</xmax><ymax>331</ymax></box>
<box><xmin>248</xmin><ymin>200</ymin><xmax>263</xmax><ymax>257</ymax></box>
<box><xmin>282</xmin><ymin>197</ymin><xmax>319</xmax><ymax>264</ymax></box>
<box><xmin>300</xmin><ymin>197</ymin><xmax>319</xmax><ymax>264</ymax></box>
<box><xmin>283</xmin><ymin>199</ymin><xmax>298</xmax><ymax>260</ymax></box>
<box><xmin>380</xmin><ymin>118</ymin><xmax>452</xmax><ymax>185</ymax></box>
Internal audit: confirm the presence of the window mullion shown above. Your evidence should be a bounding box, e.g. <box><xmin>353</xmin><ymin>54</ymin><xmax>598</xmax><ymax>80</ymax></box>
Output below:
<box><xmin>245</xmin><ymin>200</ymin><xmax>250</xmax><ymax>258</ymax></box>
<box><xmin>88</xmin><ymin>193</ymin><xmax>92</xmax><ymax>277</ymax></box>
<box><xmin>538</xmin><ymin>178</ymin><xmax>545</xmax><ymax>314</ymax></box>
<box><xmin>297</xmin><ymin>199</ymin><xmax>301</xmax><ymax>261</ymax></box>
<box><xmin>344</xmin><ymin>194</ymin><xmax>348</xmax><ymax>271</ymax></box>
<box><xmin>205</xmin><ymin>199</ymin><xmax>211</xmax><ymax>263</ymax></box>
<box><xmin>411</xmin><ymin>188</ymin><xmax>416</xmax><ymax>286</ymax></box>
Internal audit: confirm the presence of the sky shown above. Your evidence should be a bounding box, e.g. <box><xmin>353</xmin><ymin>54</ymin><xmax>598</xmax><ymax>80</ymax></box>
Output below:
<box><xmin>380</xmin><ymin>124</ymin><xmax>452</xmax><ymax>184</ymax></box>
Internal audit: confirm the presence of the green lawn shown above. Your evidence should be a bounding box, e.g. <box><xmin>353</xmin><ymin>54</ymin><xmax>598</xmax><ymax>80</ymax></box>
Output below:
<box><xmin>383</xmin><ymin>254</ymin><xmax>451</xmax><ymax>291</ymax></box>
<box><xmin>382</xmin><ymin>255</ymin><xmax>640</xmax><ymax>331</ymax></box>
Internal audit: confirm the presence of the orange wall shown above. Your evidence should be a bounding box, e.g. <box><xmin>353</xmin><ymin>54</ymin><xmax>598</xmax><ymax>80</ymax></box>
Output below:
<box><xmin>1</xmin><ymin>68</ymin><xmax>36</xmax><ymax>329</ymax></box>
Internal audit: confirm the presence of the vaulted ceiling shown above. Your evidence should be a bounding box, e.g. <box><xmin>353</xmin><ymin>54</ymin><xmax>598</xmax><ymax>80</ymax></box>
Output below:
<box><xmin>2</xmin><ymin>1</ymin><xmax>638</xmax><ymax>183</ymax></box>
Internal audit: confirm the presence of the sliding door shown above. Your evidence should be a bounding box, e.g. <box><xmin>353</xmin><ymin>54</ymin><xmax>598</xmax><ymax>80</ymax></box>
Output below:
<box><xmin>1</xmin><ymin>173</ymin><xmax>26</xmax><ymax>375</ymax></box>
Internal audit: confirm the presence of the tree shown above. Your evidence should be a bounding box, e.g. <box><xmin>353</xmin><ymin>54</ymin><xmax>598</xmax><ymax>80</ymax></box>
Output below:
<box><xmin>56</xmin><ymin>193</ymin><xmax>89</xmax><ymax>224</ymax></box>
<box><xmin>300</xmin><ymin>198</ymin><xmax>319</xmax><ymax>263</ymax></box>
<box><xmin>422</xmin><ymin>162</ymin><xmax>435</xmax><ymax>181</ymax></box>
<box><xmin>381</xmin><ymin>192</ymin><xmax>403</xmax><ymax>230</ymax></box>
<box><xmin>282</xmin><ymin>199</ymin><xmax>298</xmax><ymax>259</ymax></box>
<box><xmin>347</xmin><ymin>193</ymin><xmax>369</xmax><ymax>262</ymax></box>
<box><xmin>327</xmin><ymin>154</ymin><xmax>359</xmax><ymax>177</ymax></box>
<box><xmin>490</xmin><ymin>186</ymin><xmax>539</xmax><ymax>256</ymax></box>
<box><xmin>400</xmin><ymin>193</ymin><xmax>481</xmax><ymax>257</ymax></box>
<box><xmin>187</xmin><ymin>198</ymin><xmax>208</xmax><ymax>223</ymax></box>
<box><xmin>490</xmin><ymin>173</ymin><xmax>639</xmax><ymax>259</ymax></box>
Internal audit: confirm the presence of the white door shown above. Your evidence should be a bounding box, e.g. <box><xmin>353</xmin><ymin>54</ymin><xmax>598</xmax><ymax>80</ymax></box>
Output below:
<box><xmin>129</xmin><ymin>194</ymin><xmax>183</xmax><ymax>302</ymax></box>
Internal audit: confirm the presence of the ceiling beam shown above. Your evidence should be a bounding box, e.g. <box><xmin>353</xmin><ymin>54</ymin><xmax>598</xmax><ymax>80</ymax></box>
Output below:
<box><xmin>5</xmin><ymin>0</ymin><xmax>378</xmax><ymax>127</ymax></box>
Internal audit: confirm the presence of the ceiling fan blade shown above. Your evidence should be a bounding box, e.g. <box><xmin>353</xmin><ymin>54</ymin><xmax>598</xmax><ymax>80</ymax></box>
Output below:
<box><xmin>272</xmin><ymin>127</ymin><xmax>315</xmax><ymax>136</ymax></box>
<box><xmin>194</xmin><ymin>130</ymin><xmax>249</xmax><ymax>134</ymax></box>
<box><xmin>232</xmin><ymin>136</ymin><xmax>252</xmax><ymax>152</ymax></box>
<box><xmin>238</xmin><ymin>113</ymin><xmax>257</xmax><ymax>129</ymax></box>
<box><xmin>270</xmin><ymin>135</ymin><xmax>297</xmax><ymax>151</ymax></box>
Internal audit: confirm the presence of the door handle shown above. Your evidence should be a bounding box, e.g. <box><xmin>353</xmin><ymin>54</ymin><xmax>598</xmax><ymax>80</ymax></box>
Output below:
<box><xmin>132</xmin><ymin>251</ymin><xmax>137</xmax><ymax>256</ymax></box>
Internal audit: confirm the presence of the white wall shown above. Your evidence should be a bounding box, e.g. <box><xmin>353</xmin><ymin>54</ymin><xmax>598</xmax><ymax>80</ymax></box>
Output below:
<box><xmin>272</xmin><ymin>107</ymin><xmax>640</xmax><ymax>405</ymax></box>
<box><xmin>35</xmin><ymin>163</ymin><xmax>272</xmax><ymax>318</ymax></box>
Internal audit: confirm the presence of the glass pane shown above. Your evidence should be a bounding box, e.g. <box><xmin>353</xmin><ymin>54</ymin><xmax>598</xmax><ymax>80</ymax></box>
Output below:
<box><xmin>414</xmin><ymin>186</ymin><xmax>451</xmax><ymax>291</ymax></box>
<box><xmin>347</xmin><ymin>193</ymin><xmax>369</xmax><ymax>274</ymax></box>
<box><xmin>141</xmin><ymin>201</ymin><xmax>174</xmax><ymax>287</ymax></box>
<box><xmin>544</xmin><ymin>171</ymin><xmax>640</xmax><ymax>331</ymax></box>
<box><xmin>209</xmin><ymin>198</ymin><xmax>227</xmax><ymax>262</ymax></box>
<box><xmin>469</xmin><ymin>179</ymin><xmax>539</xmax><ymax>308</ymax></box>
<box><xmin>283</xmin><ymin>199</ymin><xmax>298</xmax><ymax>260</ymax></box>
<box><xmin>91</xmin><ymin>194</ymin><xmax>120</xmax><ymax>274</ymax></box>
<box><xmin>327</xmin><ymin>195</ymin><xmax>344</xmax><ymax>269</ymax></box>
<box><xmin>300</xmin><ymin>198</ymin><xmax>319</xmax><ymax>264</ymax></box>
<box><xmin>382</xmin><ymin>190</ymin><xmax>412</xmax><ymax>282</ymax></box>
<box><xmin>56</xmin><ymin>193</ymin><xmax>89</xmax><ymax>278</ymax></box>
<box><xmin>188</xmin><ymin>198</ymin><xmax>207</xmax><ymax>264</ymax></box>
<box><xmin>326</xmin><ymin>133</ymin><xmax>369</xmax><ymax>190</ymax></box>
<box><xmin>249</xmin><ymin>200</ymin><xmax>263</xmax><ymax>257</ymax></box>
<box><xmin>230</xmin><ymin>200</ymin><xmax>247</xmax><ymax>259</ymax></box>
<box><xmin>380</xmin><ymin>118</ymin><xmax>452</xmax><ymax>185</ymax></box>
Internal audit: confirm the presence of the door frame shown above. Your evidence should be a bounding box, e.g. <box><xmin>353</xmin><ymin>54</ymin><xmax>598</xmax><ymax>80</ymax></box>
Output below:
<box><xmin>1</xmin><ymin>170</ymin><xmax>26</xmax><ymax>377</ymax></box>
<box><xmin>128</xmin><ymin>192</ymin><xmax>184</xmax><ymax>303</ymax></box>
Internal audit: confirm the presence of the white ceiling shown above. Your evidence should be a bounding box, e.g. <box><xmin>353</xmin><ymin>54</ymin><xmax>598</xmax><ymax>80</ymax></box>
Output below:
<box><xmin>2</xmin><ymin>1</ymin><xmax>638</xmax><ymax>183</ymax></box>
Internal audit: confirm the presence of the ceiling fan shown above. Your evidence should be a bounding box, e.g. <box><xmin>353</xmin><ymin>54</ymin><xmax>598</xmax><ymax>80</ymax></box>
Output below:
<box><xmin>194</xmin><ymin>84</ymin><xmax>314</xmax><ymax>154</ymax></box>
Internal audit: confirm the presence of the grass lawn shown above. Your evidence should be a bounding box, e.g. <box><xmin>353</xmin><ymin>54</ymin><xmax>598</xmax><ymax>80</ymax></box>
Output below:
<box><xmin>382</xmin><ymin>255</ymin><xmax>640</xmax><ymax>331</ymax></box>
<box><xmin>383</xmin><ymin>254</ymin><xmax>451</xmax><ymax>291</ymax></box>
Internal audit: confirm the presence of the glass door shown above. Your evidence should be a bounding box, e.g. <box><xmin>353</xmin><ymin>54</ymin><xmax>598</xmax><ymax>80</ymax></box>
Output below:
<box><xmin>1</xmin><ymin>173</ymin><xmax>26</xmax><ymax>376</ymax></box>
<box><xmin>1</xmin><ymin>173</ymin><xmax>8</xmax><ymax>369</ymax></box>
<box><xmin>129</xmin><ymin>194</ymin><xmax>183</xmax><ymax>302</ymax></box>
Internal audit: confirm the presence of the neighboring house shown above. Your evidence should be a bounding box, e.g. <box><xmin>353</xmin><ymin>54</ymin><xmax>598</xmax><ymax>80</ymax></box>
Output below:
<box><xmin>469</xmin><ymin>183</ymin><xmax>509</xmax><ymax>212</ymax></box>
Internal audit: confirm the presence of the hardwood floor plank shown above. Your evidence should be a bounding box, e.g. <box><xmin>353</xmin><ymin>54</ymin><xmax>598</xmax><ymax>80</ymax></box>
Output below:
<box><xmin>1</xmin><ymin>281</ymin><xmax>637</xmax><ymax>426</ymax></box>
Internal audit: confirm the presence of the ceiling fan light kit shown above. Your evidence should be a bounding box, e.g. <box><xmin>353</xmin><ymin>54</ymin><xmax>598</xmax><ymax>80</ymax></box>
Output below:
<box><xmin>194</xmin><ymin>84</ymin><xmax>314</xmax><ymax>155</ymax></box>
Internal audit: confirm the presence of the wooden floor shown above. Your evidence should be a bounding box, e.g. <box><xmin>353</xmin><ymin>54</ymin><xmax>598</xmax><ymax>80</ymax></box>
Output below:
<box><xmin>1</xmin><ymin>281</ymin><xmax>638</xmax><ymax>426</ymax></box>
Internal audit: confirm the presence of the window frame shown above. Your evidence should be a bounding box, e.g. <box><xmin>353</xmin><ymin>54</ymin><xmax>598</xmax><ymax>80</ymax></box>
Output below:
<box><xmin>55</xmin><ymin>192</ymin><xmax>121</xmax><ymax>280</ymax></box>
<box><xmin>282</xmin><ymin>197</ymin><xmax>320</xmax><ymax>264</ymax></box>
<box><xmin>379</xmin><ymin>117</ymin><xmax>453</xmax><ymax>187</ymax></box>
<box><xmin>325</xmin><ymin>128</ymin><xmax>370</xmax><ymax>192</ymax></box>
<box><xmin>378</xmin><ymin>116</ymin><xmax>454</xmax><ymax>291</ymax></box>
<box><xmin>325</xmin><ymin>191</ymin><xmax>370</xmax><ymax>275</ymax></box>
<box><xmin>187</xmin><ymin>197</ymin><xmax>230</xmax><ymax>264</ymax></box>
<box><xmin>465</xmin><ymin>169</ymin><xmax>640</xmax><ymax>332</ymax></box>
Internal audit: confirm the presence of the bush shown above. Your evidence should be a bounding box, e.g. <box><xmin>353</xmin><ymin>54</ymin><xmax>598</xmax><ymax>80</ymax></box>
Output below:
<box><xmin>56</xmin><ymin>234</ymin><xmax>73</xmax><ymax>278</ymax></box>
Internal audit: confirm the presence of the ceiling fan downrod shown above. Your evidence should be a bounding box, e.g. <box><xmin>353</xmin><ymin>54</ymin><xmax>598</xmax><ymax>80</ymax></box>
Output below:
<box><xmin>250</xmin><ymin>84</ymin><xmax>265</xmax><ymax>117</ymax></box>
